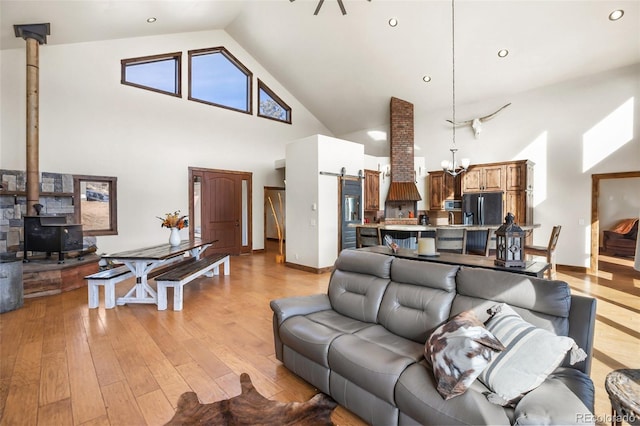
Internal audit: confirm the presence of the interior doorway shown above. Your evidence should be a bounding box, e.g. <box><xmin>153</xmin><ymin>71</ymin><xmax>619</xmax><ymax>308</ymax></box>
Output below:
<box><xmin>590</xmin><ymin>170</ymin><xmax>640</xmax><ymax>273</ymax></box>
<box><xmin>189</xmin><ymin>167</ymin><xmax>252</xmax><ymax>256</ymax></box>
<box><xmin>264</xmin><ymin>186</ymin><xmax>285</xmax><ymax>256</ymax></box>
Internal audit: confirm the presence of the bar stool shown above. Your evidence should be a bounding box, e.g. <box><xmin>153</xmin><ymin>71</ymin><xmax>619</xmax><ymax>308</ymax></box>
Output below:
<box><xmin>436</xmin><ymin>228</ymin><xmax>467</xmax><ymax>254</ymax></box>
<box><xmin>524</xmin><ymin>225</ymin><xmax>561</xmax><ymax>279</ymax></box>
<box><xmin>356</xmin><ymin>226</ymin><xmax>382</xmax><ymax>248</ymax></box>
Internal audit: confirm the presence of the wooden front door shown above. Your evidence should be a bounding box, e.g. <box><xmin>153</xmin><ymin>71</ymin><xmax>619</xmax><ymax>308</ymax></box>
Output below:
<box><xmin>190</xmin><ymin>168</ymin><xmax>252</xmax><ymax>256</ymax></box>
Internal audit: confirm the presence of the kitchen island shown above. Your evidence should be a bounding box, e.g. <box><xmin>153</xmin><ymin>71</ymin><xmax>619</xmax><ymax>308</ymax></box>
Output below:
<box><xmin>352</xmin><ymin>222</ymin><xmax>540</xmax><ymax>254</ymax></box>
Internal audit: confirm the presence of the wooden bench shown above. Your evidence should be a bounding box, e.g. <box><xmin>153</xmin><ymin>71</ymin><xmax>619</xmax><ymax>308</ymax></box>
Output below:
<box><xmin>154</xmin><ymin>253</ymin><xmax>230</xmax><ymax>311</ymax></box>
<box><xmin>86</xmin><ymin>266</ymin><xmax>134</xmax><ymax>309</ymax></box>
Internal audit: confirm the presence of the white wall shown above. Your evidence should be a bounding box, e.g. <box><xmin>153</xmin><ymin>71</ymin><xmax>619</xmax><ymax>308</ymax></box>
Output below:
<box><xmin>346</xmin><ymin>63</ymin><xmax>640</xmax><ymax>267</ymax></box>
<box><xmin>0</xmin><ymin>29</ymin><xmax>331</xmax><ymax>253</ymax></box>
<box><xmin>286</xmin><ymin>135</ymin><xmax>364</xmax><ymax>269</ymax></box>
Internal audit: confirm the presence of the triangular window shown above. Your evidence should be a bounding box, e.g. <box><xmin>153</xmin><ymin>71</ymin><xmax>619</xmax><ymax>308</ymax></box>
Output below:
<box><xmin>258</xmin><ymin>79</ymin><xmax>291</xmax><ymax>124</ymax></box>
<box><xmin>121</xmin><ymin>52</ymin><xmax>181</xmax><ymax>97</ymax></box>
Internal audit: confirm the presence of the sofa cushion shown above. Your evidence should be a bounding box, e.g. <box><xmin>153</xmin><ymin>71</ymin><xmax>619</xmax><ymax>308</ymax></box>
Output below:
<box><xmin>378</xmin><ymin>260</ymin><xmax>458</xmax><ymax>343</ymax></box>
<box><xmin>513</xmin><ymin>367</ymin><xmax>595</xmax><ymax>425</ymax></box>
<box><xmin>328</xmin><ymin>333</ymin><xmax>418</xmax><ymax>404</ymax></box>
<box><xmin>479</xmin><ymin>303</ymin><xmax>587</xmax><ymax>407</ymax></box>
<box><xmin>452</xmin><ymin>267</ymin><xmax>572</xmax><ymax>335</ymax></box>
<box><xmin>328</xmin><ymin>251</ymin><xmax>392</xmax><ymax>323</ymax></box>
<box><xmin>279</xmin><ymin>315</ymin><xmax>345</xmax><ymax>368</ymax></box>
<box><xmin>425</xmin><ymin>310</ymin><xmax>504</xmax><ymax>400</ymax></box>
<box><xmin>354</xmin><ymin>325</ymin><xmax>425</xmax><ymax>361</ymax></box>
<box><xmin>395</xmin><ymin>362</ymin><xmax>512</xmax><ymax>425</ymax></box>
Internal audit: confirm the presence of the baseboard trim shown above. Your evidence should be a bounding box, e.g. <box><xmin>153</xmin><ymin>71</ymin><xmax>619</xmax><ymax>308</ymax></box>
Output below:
<box><xmin>285</xmin><ymin>262</ymin><xmax>333</xmax><ymax>274</ymax></box>
<box><xmin>558</xmin><ymin>264</ymin><xmax>588</xmax><ymax>274</ymax></box>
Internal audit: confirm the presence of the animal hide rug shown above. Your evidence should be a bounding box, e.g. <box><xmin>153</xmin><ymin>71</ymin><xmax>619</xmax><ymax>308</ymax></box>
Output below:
<box><xmin>165</xmin><ymin>373</ymin><xmax>337</xmax><ymax>425</ymax></box>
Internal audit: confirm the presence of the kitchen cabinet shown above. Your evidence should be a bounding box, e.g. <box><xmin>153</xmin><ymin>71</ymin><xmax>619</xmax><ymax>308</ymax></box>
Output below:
<box><xmin>428</xmin><ymin>170</ymin><xmax>460</xmax><ymax>210</ymax></box>
<box><xmin>364</xmin><ymin>169</ymin><xmax>380</xmax><ymax>211</ymax></box>
<box><xmin>462</xmin><ymin>164</ymin><xmax>505</xmax><ymax>192</ymax></box>
<box><xmin>461</xmin><ymin>160</ymin><xmax>534</xmax><ymax>226</ymax></box>
<box><xmin>506</xmin><ymin>161</ymin><xmax>534</xmax><ymax>192</ymax></box>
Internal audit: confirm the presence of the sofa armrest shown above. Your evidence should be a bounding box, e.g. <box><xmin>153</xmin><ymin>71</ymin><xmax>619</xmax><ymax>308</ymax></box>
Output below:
<box><xmin>270</xmin><ymin>294</ymin><xmax>331</xmax><ymax>326</ymax></box>
<box><xmin>567</xmin><ymin>295</ymin><xmax>597</xmax><ymax>375</ymax></box>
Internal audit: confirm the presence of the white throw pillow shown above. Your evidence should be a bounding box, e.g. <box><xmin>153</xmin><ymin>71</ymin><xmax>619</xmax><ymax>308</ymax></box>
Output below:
<box><xmin>478</xmin><ymin>303</ymin><xmax>587</xmax><ymax>407</ymax></box>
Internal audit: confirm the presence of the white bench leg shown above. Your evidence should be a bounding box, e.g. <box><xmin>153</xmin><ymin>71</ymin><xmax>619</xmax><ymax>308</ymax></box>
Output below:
<box><xmin>223</xmin><ymin>256</ymin><xmax>230</xmax><ymax>275</ymax></box>
<box><xmin>88</xmin><ymin>281</ymin><xmax>99</xmax><ymax>308</ymax></box>
<box><xmin>157</xmin><ymin>283</ymin><xmax>168</xmax><ymax>311</ymax></box>
<box><xmin>105</xmin><ymin>283</ymin><xmax>116</xmax><ymax>309</ymax></box>
<box><xmin>173</xmin><ymin>284</ymin><xmax>184</xmax><ymax>311</ymax></box>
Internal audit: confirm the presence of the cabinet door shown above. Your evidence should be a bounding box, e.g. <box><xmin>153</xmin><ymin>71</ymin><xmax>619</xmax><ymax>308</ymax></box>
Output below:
<box><xmin>483</xmin><ymin>165</ymin><xmax>505</xmax><ymax>191</ymax></box>
<box><xmin>505</xmin><ymin>190</ymin><xmax>526</xmax><ymax>225</ymax></box>
<box><xmin>506</xmin><ymin>163</ymin><xmax>525</xmax><ymax>191</ymax></box>
<box><xmin>444</xmin><ymin>173</ymin><xmax>459</xmax><ymax>200</ymax></box>
<box><xmin>429</xmin><ymin>172</ymin><xmax>444</xmax><ymax>210</ymax></box>
<box><xmin>462</xmin><ymin>168</ymin><xmax>482</xmax><ymax>192</ymax></box>
<box><xmin>364</xmin><ymin>169</ymin><xmax>380</xmax><ymax>211</ymax></box>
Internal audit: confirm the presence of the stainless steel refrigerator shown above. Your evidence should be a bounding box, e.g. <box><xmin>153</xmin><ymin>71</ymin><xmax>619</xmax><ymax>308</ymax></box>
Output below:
<box><xmin>462</xmin><ymin>192</ymin><xmax>504</xmax><ymax>225</ymax></box>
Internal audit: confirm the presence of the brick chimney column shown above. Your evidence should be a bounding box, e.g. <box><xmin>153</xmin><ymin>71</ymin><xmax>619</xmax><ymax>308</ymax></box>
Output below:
<box><xmin>390</xmin><ymin>97</ymin><xmax>414</xmax><ymax>183</ymax></box>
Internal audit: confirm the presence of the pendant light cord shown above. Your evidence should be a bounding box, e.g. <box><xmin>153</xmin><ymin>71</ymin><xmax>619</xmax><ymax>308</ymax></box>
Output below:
<box><xmin>452</xmin><ymin>0</ymin><xmax>456</xmax><ymax>148</ymax></box>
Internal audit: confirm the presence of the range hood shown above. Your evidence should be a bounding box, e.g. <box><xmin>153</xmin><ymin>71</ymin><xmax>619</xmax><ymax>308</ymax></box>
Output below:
<box><xmin>386</xmin><ymin>97</ymin><xmax>422</xmax><ymax>202</ymax></box>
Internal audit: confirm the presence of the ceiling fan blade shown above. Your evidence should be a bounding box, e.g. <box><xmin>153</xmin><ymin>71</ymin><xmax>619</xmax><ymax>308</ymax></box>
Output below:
<box><xmin>337</xmin><ymin>0</ymin><xmax>347</xmax><ymax>15</ymax></box>
<box><xmin>314</xmin><ymin>0</ymin><xmax>325</xmax><ymax>15</ymax></box>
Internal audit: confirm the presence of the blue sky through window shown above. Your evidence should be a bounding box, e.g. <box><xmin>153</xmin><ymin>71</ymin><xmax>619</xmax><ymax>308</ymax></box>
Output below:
<box><xmin>191</xmin><ymin>52</ymin><xmax>249</xmax><ymax>111</ymax></box>
<box><xmin>124</xmin><ymin>59</ymin><xmax>177</xmax><ymax>94</ymax></box>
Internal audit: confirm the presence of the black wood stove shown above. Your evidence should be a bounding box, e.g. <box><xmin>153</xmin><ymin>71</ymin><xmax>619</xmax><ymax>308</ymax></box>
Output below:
<box><xmin>23</xmin><ymin>216</ymin><xmax>83</xmax><ymax>263</ymax></box>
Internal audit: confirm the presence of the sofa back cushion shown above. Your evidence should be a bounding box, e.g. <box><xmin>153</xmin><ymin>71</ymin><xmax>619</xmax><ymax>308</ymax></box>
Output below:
<box><xmin>451</xmin><ymin>267</ymin><xmax>571</xmax><ymax>336</ymax></box>
<box><xmin>328</xmin><ymin>250</ymin><xmax>393</xmax><ymax>323</ymax></box>
<box><xmin>378</xmin><ymin>258</ymin><xmax>458</xmax><ymax>343</ymax></box>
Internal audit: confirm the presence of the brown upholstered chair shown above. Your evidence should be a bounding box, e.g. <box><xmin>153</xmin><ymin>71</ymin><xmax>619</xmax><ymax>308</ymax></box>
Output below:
<box><xmin>603</xmin><ymin>218</ymin><xmax>638</xmax><ymax>257</ymax></box>
<box><xmin>525</xmin><ymin>225</ymin><xmax>561</xmax><ymax>279</ymax></box>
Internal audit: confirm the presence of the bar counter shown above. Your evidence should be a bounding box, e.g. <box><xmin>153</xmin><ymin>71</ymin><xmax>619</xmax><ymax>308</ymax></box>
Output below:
<box><xmin>351</xmin><ymin>223</ymin><xmax>540</xmax><ymax>231</ymax></box>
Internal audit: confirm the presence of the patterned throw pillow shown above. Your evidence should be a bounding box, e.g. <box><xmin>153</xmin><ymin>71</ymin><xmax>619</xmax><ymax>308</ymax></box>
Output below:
<box><xmin>425</xmin><ymin>310</ymin><xmax>505</xmax><ymax>400</ymax></box>
<box><xmin>478</xmin><ymin>303</ymin><xmax>587</xmax><ymax>407</ymax></box>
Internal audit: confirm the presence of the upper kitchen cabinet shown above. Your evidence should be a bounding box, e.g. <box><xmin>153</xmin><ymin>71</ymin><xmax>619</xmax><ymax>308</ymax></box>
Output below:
<box><xmin>462</xmin><ymin>164</ymin><xmax>505</xmax><ymax>192</ymax></box>
<box><xmin>506</xmin><ymin>160</ymin><xmax>534</xmax><ymax>192</ymax></box>
<box><xmin>461</xmin><ymin>159</ymin><xmax>534</xmax><ymax>225</ymax></box>
<box><xmin>364</xmin><ymin>169</ymin><xmax>380</xmax><ymax>211</ymax></box>
<box><xmin>428</xmin><ymin>170</ymin><xmax>460</xmax><ymax>210</ymax></box>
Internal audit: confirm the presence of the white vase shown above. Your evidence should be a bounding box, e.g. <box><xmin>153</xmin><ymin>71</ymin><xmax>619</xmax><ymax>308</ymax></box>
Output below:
<box><xmin>169</xmin><ymin>228</ymin><xmax>181</xmax><ymax>246</ymax></box>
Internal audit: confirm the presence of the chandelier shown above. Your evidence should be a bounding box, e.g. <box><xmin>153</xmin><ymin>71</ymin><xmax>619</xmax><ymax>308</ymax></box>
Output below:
<box><xmin>441</xmin><ymin>0</ymin><xmax>470</xmax><ymax>177</ymax></box>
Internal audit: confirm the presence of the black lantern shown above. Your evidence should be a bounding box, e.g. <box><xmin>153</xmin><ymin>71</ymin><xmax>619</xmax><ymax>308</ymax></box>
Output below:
<box><xmin>495</xmin><ymin>212</ymin><xmax>526</xmax><ymax>268</ymax></box>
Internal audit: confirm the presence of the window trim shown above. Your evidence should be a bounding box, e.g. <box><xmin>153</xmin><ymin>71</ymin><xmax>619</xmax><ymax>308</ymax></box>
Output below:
<box><xmin>257</xmin><ymin>79</ymin><xmax>292</xmax><ymax>124</ymax></box>
<box><xmin>73</xmin><ymin>175</ymin><xmax>118</xmax><ymax>236</ymax></box>
<box><xmin>188</xmin><ymin>46</ymin><xmax>253</xmax><ymax>115</ymax></box>
<box><xmin>121</xmin><ymin>52</ymin><xmax>182</xmax><ymax>98</ymax></box>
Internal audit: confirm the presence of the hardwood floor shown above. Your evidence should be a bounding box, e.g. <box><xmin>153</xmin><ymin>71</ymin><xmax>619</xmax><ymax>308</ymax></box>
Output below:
<box><xmin>0</xmin><ymin>249</ymin><xmax>638</xmax><ymax>426</ymax></box>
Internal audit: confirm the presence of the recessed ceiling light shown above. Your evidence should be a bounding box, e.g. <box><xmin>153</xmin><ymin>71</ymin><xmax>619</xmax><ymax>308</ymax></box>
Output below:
<box><xmin>497</xmin><ymin>49</ymin><xmax>509</xmax><ymax>58</ymax></box>
<box><xmin>422</xmin><ymin>75</ymin><xmax>432</xmax><ymax>83</ymax></box>
<box><xmin>388</xmin><ymin>18</ymin><xmax>398</xmax><ymax>27</ymax></box>
<box><xmin>609</xmin><ymin>9</ymin><xmax>624</xmax><ymax>21</ymax></box>
<box><xmin>146</xmin><ymin>17</ymin><xmax>157</xmax><ymax>23</ymax></box>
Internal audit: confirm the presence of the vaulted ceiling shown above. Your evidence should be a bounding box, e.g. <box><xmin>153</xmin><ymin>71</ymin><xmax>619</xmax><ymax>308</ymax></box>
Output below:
<box><xmin>2</xmin><ymin>0</ymin><xmax>639</xmax><ymax>136</ymax></box>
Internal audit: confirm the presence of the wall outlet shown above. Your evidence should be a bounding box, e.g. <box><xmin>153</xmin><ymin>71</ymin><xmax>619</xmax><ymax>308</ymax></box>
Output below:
<box><xmin>578</xmin><ymin>218</ymin><xmax>585</xmax><ymax>225</ymax></box>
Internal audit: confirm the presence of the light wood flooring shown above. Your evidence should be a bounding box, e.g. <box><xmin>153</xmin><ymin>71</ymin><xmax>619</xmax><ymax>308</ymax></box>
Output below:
<box><xmin>0</xmin><ymin>248</ymin><xmax>638</xmax><ymax>426</ymax></box>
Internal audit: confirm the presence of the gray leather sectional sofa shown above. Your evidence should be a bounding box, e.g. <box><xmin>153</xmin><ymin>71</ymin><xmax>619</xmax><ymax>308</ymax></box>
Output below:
<box><xmin>270</xmin><ymin>249</ymin><xmax>597</xmax><ymax>425</ymax></box>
